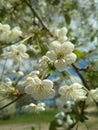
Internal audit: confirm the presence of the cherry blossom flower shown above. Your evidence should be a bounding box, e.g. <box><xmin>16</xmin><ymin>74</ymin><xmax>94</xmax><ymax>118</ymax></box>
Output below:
<box><xmin>59</xmin><ymin>83</ymin><xmax>87</xmax><ymax>102</ymax></box>
<box><xmin>53</xmin><ymin>27</ymin><xmax>68</xmax><ymax>42</ymax></box>
<box><xmin>24</xmin><ymin>76</ymin><xmax>55</xmax><ymax>100</ymax></box>
<box><xmin>2</xmin><ymin>44</ymin><xmax>29</xmax><ymax>63</ymax></box>
<box><xmin>46</xmin><ymin>41</ymin><xmax>76</xmax><ymax>71</ymax></box>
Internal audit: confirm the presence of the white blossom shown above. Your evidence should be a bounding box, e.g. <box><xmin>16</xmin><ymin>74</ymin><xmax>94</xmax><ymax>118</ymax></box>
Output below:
<box><xmin>9</xmin><ymin>27</ymin><xmax>22</xmax><ymax>41</ymax></box>
<box><xmin>2</xmin><ymin>44</ymin><xmax>29</xmax><ymax>63</ymax></box>
<box><xmin>46</xmin><ymin>41</ymin><xmax>76</xmax><ymax>71</ymax></box>
<box><xmin>0</xmin><ymin>23</ymin><xmax>22</xmax><ymax>43</ymax></box>
<box><xmin>24</xmin><ymin>76</ymin><xmax>55</xmax><ymax>100</ymax></box>
<box><xmin>63</xmin><ymin>115</ymin><xmax>74</xmax><ymax>129</ymax></box>
<box><xmin>59</xmin><ymin>83</ymin><xmax>87</xmax><ymax>102</ymax></box>
<box><xmin>12</xmin><ymin>70</ymin><xmax>24</xmax><ymax>77</ymax></box>
<box><xmin>53</xmin><ymin>27</ymin><xmax>68</xmax><ymax>42</ymax></box>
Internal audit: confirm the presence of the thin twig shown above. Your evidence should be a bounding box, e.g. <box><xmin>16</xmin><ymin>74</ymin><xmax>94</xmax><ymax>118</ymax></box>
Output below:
<box><xmin>24</xmin><ymin>0</ymin><xmax>53</xmax><ymax>37</ymax></box>
<box><xmin>72</xmin><ymin>63</ymin><xmax>90</xmax><ymax>90</ymax></box>
<box><xmin>0</xmin><ymin>94</ymin><xmax>25</xmax><ymax>111</ymax></box>
<box><xmin>72</xmin><ymin>63</ymin><xmax>98</xmax><ymax>107</ymax></box>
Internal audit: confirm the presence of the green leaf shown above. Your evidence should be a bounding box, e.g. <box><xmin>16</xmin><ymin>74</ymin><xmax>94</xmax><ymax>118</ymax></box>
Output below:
<box><xmin>49</xmin><ymin>70</ymin><xmax>55</xmax><ymax>76</ymax></box>
<box><xmin>73</xmin><ymin>49</ymin><xmax>85</xmax><ymax>59</ymax></box>
<box><xmin>65</xmin><ymin>14</ymin><xmax>71</xmax><ymax>25</ymax></box>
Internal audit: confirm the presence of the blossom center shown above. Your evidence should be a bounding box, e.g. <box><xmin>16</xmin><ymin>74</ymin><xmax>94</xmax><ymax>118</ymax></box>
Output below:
<box><xmin>37</xmin><ymin>85</ymin><xmax>43</xmax><ymax>92</ymax></box>
<box><xmin>57</xmin><ymin>52</ymin><xmax>64</xmax><ymax>60</ymax></box>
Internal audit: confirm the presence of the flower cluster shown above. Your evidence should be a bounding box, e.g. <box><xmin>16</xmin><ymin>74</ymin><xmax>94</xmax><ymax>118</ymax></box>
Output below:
<box><xmin>53</xmin><ymin>27</ymin><xmax>68</xmax><ymax>42</ymax></box>
<box><xmin>24</xmin><ymin>102</ymin><xmax>45</xmax><ymax>113</ymax></box>
<box><xmin>0</xmin><ymin>23</ymin><xmax>22</xmax><ymax>43</ymax></box>
<box><xmin>59</xmin><ymin>83</ymin><xmax>87</xmax><ymax>102</ymax></box>
<box><xmin>2</xmin><ymin>44</ymin><xmax>29</xmax><ymax>63</ymax></box>
<box><xmin>55</xmin><ymin>112</ymin><xmax>75</xmax><ymax>130</ymax></box>
<box><xmin>24</xmin><ymin>74</ymin><xmax>55</xmax><ymax>100</ymax></box>
<box><xmin>0</xmin><ymin>78</ymin><xmax>15</xmax><ymax>95</ymax></box>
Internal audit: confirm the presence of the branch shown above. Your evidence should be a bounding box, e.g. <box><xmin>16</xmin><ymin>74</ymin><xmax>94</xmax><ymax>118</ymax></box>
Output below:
<box><xmin>72</xmin><ymin>63</ymin><xmax>90</xmax><ymax>90</ymax></box>
<box><xmin>24</xmin><ymin>0</ymin><xmax>53</xmax><ymax>37</ymax></box>
<box><xmin>72</xmin><ymin>63</ymin><xmax>98</xmax><ymax>107</ymax></box>
<box><xmin>0</xmin><ymin>94</ymin><xmax>25</xmax><ymax>111</ymax></box>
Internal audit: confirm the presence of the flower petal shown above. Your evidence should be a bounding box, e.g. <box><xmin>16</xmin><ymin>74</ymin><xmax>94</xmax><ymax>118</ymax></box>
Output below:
<box><xmin>65</xmin><ymin>53</ymin><xmax>77</xmax><ymax>64</ymax></box>
<box><xmin>42</xmin><ymin>79</ymin><xmax>53</xmax><ymax>88</ymax></box>
<box><xmin>61</xmin><ymin>42</ymin><xmax>74</xmax><ymax>54</ymax></box>
<box><xmin>55</xmin><ymin>59</ymin><xmax>67</xmax><ymax>71</ymax></box>
<box><xmin>46</xmin><ymin>50</ymin><xmax>57</xmax><ymax>61</ymax></box>
<box><xmin>25</xmin><ymin>86</ymin><xmax>33</xmax><ymax>94</ymax></box>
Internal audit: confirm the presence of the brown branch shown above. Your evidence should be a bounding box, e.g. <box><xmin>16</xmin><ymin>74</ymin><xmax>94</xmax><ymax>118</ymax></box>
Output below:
<box><xmin>72</xmin><ymin>63</ymin><xmax>98</xmax><ymax>107</ymax></box>
<box><xmin>24</xmin><ymin>0</ymin><xmax>53</xmax><ymax>37</ymax></box>
<box><xmin>0</xmin><ymin>93</ymin><xmax>25</xmax><ymax>111</ymax></box>
<box><xmin>72</xmin><ymin>63</ymin><xmax>90</xmax><ymax>90</ymax></box>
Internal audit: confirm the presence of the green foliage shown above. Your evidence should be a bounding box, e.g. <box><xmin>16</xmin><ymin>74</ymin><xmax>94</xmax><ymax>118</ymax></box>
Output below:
<box><xmin>49</xmin><ymin>120</ymin><xmax>60</xmax><ymax>130</ymax></box>
<box><xmin>84</xmin><ymin>64</ymin><xmax>98</xmax><ymax>89</ymax></box>
<box><xmin>65</xmin><ymin>14</ymin><xmax>71</xmax><ymax>25</ymax></box>
<box><xmin>31</xmin><ymin>126</ymin><xmax>35</xmax><ymax>130</ymax></box>
<box><xmin>73</xmin><ymin>49</ymin><xmax>85</xmax><ymax>60</ymax></box>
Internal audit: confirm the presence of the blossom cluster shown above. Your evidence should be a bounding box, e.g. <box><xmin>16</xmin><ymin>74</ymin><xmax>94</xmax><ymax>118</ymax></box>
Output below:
<box><xmin>40</xmin><ymin>27</ymin><xmax>77</xmax><ymax>71</ymax></box>
<box><xmin>55</xmin><ymin>112</ymin><xmax>75</xmax><ymax>130</ymax></box>
<box><xmin>0</xmin><ymin>23</ymin><xmax>22</xmax><ymax>43</ymax></box>
<box><xmin>24</xmin><ymin>102</ymin><xmax>45</xmax><ymax>113</ymax></box>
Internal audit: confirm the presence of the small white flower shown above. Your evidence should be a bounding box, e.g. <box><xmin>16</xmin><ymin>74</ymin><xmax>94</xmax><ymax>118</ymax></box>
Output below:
<box><xmin>24</xmin><ymin>76</ymin><xmax>55</xmax><ymax>100</ymax></box>
<box><xmin>2</xmin><ymin>44</ymin><xmax>29</xmax><ymax>63</ymax></box>
<box><xmin>59</xmin><ymin>83</ymin><xmax>87</xmax><ymax>102</ymax></box>
<box><xmin>46</xmin><ymin>41</ymin><xmax>76</xmax><ymax>71</ymax></box>
<box><xmin>10</xmin><ymin>27</ymin><xmax>22</xmax><ymax>41</ymax></box>
<box><xmin>54</xmin><ymin>27</ymin><xmax>68</xmax><ymax>42</ymax></box>
<box><xmin>0</xmin><ymin>23</ymin><xmax>11</xmax><ymax>42</ymax></box>
<box><xmin>63</xmin><ymin>115</ymin><xmax>74</xmax><ymax>129</ymax></box>
<box><xmin>12</xmin><ymin>70</ymin><xmax>24</xmax><ymax>77</ymax></box>
<box><xmin>38</xmin><ymin>56</ymin><xmax>51</xmax><ymax>69</ymax></box>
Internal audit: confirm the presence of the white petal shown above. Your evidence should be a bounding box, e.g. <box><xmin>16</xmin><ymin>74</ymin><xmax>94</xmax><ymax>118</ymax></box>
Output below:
<box><xmin>71</xmin><ymin>83</ymin><xmax>83</xmax><ymax>89</ymax></box>
<box><xmin>65</xmin><ymin>53</ymin><xmax>77</xmax><ymax>64</ymax></box>
<box><xmin>59</xmin><ymin>87</ymin><xmax>65</xmax><ymax>94</ymax></box>
<box><xmin>46</xmin><ymin>50</ymin><xmax>57</xmax><ymax>61</ymax></box>
<box><xmin>18</xmin><ymin>44</ymin><xmax>27</xmax><ymax>52</ymax></box>
<box><xmin>61</xmin><ymin>42</ymin><xmax>74</xmax><ymax>54</ymax></box>
<box><xmin>10</xmin><ymin>45</ymin><xmax>17</xmax><ymax>52</ymax></box>
<box><xmin>42</xmin><ymin>79</ymin><xmax>53</xmax><ymax>88</ymax></box>
<box><xmin>49</xmin><ymin>41</ymin><xmax>61</xmax><ymax>52</ymax></box>
<box><xmin>54</xmin><ymin>59</ymin><xmax>67</xmax><ymax>71</ymax></box>
<box><xmin>59</xmin><ymin>27</ymin><xmax>68</xmax><ymax>36</ymax></box>
<box><xmin>21</xmin><ymin>53</ymin><xmax>29</xmax><ymax>59</ymax></box>
<box><xmin>29</xmin><ymin>103</ymin><xmax>36</xmax><ymax>107</ymax></box>
<box><xmin>25</xmin><ymin>86</ymin><xmax>33</xmax><ymax>94</ymax></box>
